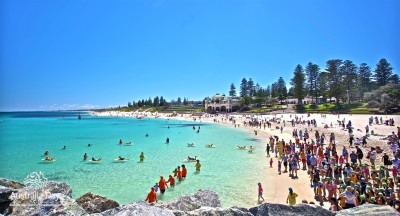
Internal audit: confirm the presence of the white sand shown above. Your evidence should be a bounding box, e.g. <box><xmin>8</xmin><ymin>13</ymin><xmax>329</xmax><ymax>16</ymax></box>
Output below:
<box><xmin>91</xmin><ymin>110</ymin><xmax>400</xmax><ymax>206</ymax></box>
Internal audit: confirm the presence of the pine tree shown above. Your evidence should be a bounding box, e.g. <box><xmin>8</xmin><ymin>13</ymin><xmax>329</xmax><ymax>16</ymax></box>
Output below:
<box><xmin>177</xmin><ymin>97</ymin><xmax>182</xmax><ymax>105</ymax></box>
<box><xmin>229</xmin><ymin>83</ymin><xmax>237</xmax><ymax>97</ymax></box>
<box><xmin>357</xmin><ymin>63</ymin><xmax>372</xmax><ymax>101</ymax></box>
<box><xmin>277</xmin><ymin>77</ymin><xmax>287</xmax><ymax>104</ymax></box>
<box><xmin>247</xmin><ymin>78</ymin><xmax>255</xmax><ymax>96</ymax></box>
<box><xmin>340</xmin><ymin>60</ymin><xmax>358</xmax><ymax>103</ymax></box>
<box><xmin>159</xmin><ymin>96</ymin><xmax>165</xmax><ymax>106</ymax></box>
<box><xmin>373</xmin><ymin>58</ymin><xmax>393</xmax><ymax>87</ymax></box>
<box><xmin>240</xmin><ymin>78</ymin><xmax>248</xmax><ymax>97</ymax></box>
<box><xmin>389</xmin><ymin>74</ymin><xmax>399</xmax><ymax>84</ymax></box>
<box><xmin>326</xmin><ymin>59</ymin><xmax>343</xmax><ymax>105</ymax></box>
<box><xmin>305</xmin><ymin>62</ymin><xmax>320</xmax><ymax>103</ymax></box>
<box><xmin>318</xmin><ymin>72</ymin><xmax>330</xmax><ymax>102</ymax></box>
<box><xmin>153</xmin><ymin>96</ymin><xmax>160</xmax><ymax>106</ymax></box>
<box><xmin>265</xmin><ymin>85</ymin><xmax>271</xmax><ymax>99</ymax></box>
<box><xmin>290</xmin><ymin>64</ymin><xmax>306</xmax><ymax>104</ymax></box>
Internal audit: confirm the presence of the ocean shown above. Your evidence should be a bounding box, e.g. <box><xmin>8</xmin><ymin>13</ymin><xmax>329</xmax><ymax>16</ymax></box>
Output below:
<box><xmin>0</xmin><ymin>111</ymin><xmax>266</xmax><ymax>207</ymax></box>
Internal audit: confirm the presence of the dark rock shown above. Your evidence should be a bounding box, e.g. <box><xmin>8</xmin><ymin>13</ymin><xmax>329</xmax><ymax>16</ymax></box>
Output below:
<box><xmin>156</xmin><ymin>189</ymin><xmax>221</xmax><ymax>212</ymax></box>
<box><xmin>6</xmin><ymin>182</ymin><xmax>74</xmax><ymax>215</ymax></box>
<box><xmin>185</xmin><ymin>206</ymin><xmax>253</xmax><ymax>216</ymax></box>
<box><xmin>76</xmin><ymin>192</ymin><xmax>119</xmax><ymax>213</ymax></box>
<box><xmin>36</xmin><ymin>193</ymin><xmax>86</xmax><ymax>216</ymax></box>
<box><xmin>0</xmin><ymin>188</ymin><xmax>17</xmax><ymax>214</ymax></box>
<box><xmin>90</xmin><ymin>202</ymin><xmax>174</xmax><ymax>216</ymax></box>
<box><xmin>41</xmin><ymin>182</ymin><xmax>72</xmax><ymax>198</ymax></box>
<box><xmin>0</xmin><ymin>178</ymin><xmax>25</xmax><ymax>189</ymax></box>
<box><xmin>336</xmin><ymin>203</ymin><xmax>400</xmax><ymax>216</ymax></box>
<box><xmin>254</xmin><ymin>203</ymin><xmax>333</xmax><ymax>216</ymax></box>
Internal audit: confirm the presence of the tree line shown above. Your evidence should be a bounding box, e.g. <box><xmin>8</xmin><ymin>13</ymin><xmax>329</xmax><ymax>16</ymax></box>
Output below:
<box><xmin>128</xmin><ymin>96</ymin><xmax>192</xmax><ymax>108</ymax></box>
<box><xmin>228</xmin><ymin>58</ymin><xmax>399</xmax><ymax>108</ymax></box>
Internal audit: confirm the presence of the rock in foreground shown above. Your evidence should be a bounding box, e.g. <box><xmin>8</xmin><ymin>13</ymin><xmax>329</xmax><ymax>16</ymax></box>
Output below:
<box><xmin>76</xmin><ymin>192</ymin><xmax>120</xmax><ymax>213</ymax></box>
<box><xmin>250</xmin><ymin>203</ymin><xmax>332</xmax><ymax>216</ymax></box>
<box><xmin>336</xmin><ymin>203</ymin><xmax>400</xmax><ymax>216</ymax></box>
<box><xmin>156</xmin><ymin>189</ymin><xmax>221</xmax><ymax>212</ymax></box>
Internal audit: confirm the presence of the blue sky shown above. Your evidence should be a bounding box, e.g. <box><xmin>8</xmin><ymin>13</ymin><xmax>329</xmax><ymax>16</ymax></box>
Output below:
<box><xmin>0</xmin><ymin>0</ymin><xmax>399</xmax><ymax>111</ymax></box>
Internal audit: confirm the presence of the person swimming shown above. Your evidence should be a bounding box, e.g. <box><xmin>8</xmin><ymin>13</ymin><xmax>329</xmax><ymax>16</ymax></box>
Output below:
<box><xmin>88</xmin><ymin>144</ymin><xmax>91</xmax><ymax>147</ymax></box>
<box><xmin>188</xmin><ymin>156</ymin><xmax>197</xmax><ymax>161</ymax></box>
<box><xmin>206</xmin><ymin>144</ymin><xmax>214</xmax><ymax>147</ymax></box>
<box><xmin>166</xmin><ymin>137</ymin><xmax>170</xmax><ymax>144</ymax></box>
<box><xmin>118</xmin><ymin>156</ymin><xmax>126</xmax><ymax>160</ymax></box>
<box><xmin>119</xmin><ymin>139</ymin><xmax>123</xmax><ymax>144</ymax></box>
<box><xmin>44</xmin><ymin>150</ymin><xmax>49</xmax><ymax>156</ymax></box>
<box><xmin>146</xmin><ymin>133</ymin><xmax>149</xmax><ymax>137</ymax></box>
<box><xmin>188</xmin><ymin>143</ymin><xmax>195</xmax><ymax>147</ymax></box>
<box><xmin>92</xmin><ymin>157</ymin><xmax>101</xmax><ymax>161</ymax></box>
<box><xmin>44</xmin><ymin>156</ymin><xmax>54</xmax><ymax>161</ymax></box>
<box><xmin>63</xmin><ymin>145</ymin><xmax>67</xmax><ymax>150</ymax></box>
<box><xmin>83</xmin><ymin>153</ymin><xmax>88</xmax><ymax>160</ymax></box>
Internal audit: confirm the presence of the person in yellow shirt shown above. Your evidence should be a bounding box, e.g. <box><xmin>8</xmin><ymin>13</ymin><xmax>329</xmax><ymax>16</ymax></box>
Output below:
<box><xmin>286</xmin><ymin>187</ymin><xmax>298</xmax><ymax>205</ymax></box>
<box><xmin>195</xmin><ymin>160</ymin><xmax>201</xmax><ymax>172</ymax></box>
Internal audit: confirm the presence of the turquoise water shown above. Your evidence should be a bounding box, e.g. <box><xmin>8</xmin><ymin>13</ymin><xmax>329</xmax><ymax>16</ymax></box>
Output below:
<box><xmin>0</xmin><ymin>112</ymin><xmax>266</xmax><ymax>207</ymax></box>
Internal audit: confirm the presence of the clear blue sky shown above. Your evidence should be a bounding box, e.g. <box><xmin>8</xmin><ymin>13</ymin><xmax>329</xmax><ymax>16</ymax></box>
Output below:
<box><xmin>0</xmin><ymin>0</ymin><xmax>399</xmax><ymax>111</ymax></box>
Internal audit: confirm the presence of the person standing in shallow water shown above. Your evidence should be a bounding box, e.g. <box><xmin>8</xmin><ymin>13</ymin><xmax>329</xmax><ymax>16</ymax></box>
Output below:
<box><xmin>140</xmin><ymin>152</ymin><xmax>145</xmax><ymax>162</ymax></box>
<box><xmin>195</xmin><ymin>160</ymin><xmax>201</xmax><ymax>172</ymax></box>
<box><xmin>258</xmin><ymin>182</ymin><xmax>265</xmax><ymax>203</ymax></box>
<box><xmin>144</xmin><ymin>187</ymin><xmax>157</xmax><ymax>204</ymax></box>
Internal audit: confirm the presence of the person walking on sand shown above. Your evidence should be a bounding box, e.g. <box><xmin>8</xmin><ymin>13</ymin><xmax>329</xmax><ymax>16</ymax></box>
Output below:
<box><xmin>286</xmin><ymin>187</ymin><xmax>298</xmax><ymax>205</ymax></box>
<box><xmin>278</xmin><ymin>161</ymin><xmax>282</xmax><ymax>175</ymax></box>
<box><xmin>270</xmin><ymin>158</ymin><xmax>273</xmax><ymax>168</ymax></box>
<box><xmin>144</xmin><ymin>187</ymin><xmax>158</xmax><ymax>204</ymax></box>
<box><xmin>258</xmin><ymin>183</ymin><xmax>265</xmax><ymax>202</ymax></box>
<box><xmin>266</xmin><ymin>144</ymin><xmax>270</xmax><ymax>157</ymax></box>
<box><xmin>195</xmin><ymin>160</ymin><xmax>201</xmax><ymax>172</ymax></box>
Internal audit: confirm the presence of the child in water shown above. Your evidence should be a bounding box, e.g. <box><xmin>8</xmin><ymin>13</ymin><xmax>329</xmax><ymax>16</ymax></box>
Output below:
<box><xmin>270</xmin><ymin>158</ymin><xmax>273</xmax><ymax>168</ymax></box>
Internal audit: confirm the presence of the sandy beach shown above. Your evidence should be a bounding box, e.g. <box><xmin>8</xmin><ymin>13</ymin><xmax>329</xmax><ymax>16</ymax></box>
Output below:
<box><xmin>92</xmin><ymin>110</ymin><xmax>400</xmax><ymax>207</ymax></box>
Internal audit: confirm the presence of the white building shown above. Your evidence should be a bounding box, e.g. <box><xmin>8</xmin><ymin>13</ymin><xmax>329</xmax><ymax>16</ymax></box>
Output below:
<box><xmin>204</xmin><ymin>93</ymin><xmax>240</xmax><ymax>112</ymax></box>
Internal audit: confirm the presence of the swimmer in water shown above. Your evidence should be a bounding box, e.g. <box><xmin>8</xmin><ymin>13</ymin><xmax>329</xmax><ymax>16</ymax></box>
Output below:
<box><xmin>92</xmin><ymin>157</ymin><xmax>101</xmax><ymax>162</ymax></box>
<box><xmin>83</xmin><ymin>153</ymin><xmax>88</xmax><ymax>160</ymax></box>
<box><xmin>118</xmin><ymin>156</ymin><xmax>126</xmax><ymax>160</ymax></box>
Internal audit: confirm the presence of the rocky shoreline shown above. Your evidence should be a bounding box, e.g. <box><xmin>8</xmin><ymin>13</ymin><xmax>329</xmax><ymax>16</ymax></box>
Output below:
<box><xmin>0</xmin><ymin>178</ymin><xmax>398</xmax><ymax>216</ymax></box>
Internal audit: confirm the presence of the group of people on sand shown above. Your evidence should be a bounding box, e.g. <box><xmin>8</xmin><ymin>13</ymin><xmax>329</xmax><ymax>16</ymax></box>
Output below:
<box><xmin>145</xmin><ymin>161</ymin><xmax>202</xmax><ymax>204</ymax></box>
<box><xmin>259</xmin><ymin>114</ymin><xmax>400</xmax><ymax>212</ymax></box>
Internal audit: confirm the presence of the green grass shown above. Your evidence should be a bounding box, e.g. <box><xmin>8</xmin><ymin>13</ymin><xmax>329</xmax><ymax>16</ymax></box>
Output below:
<box><xmin>298</xmin><ymin>102</ymin><xmax>373</xmax><ymax>114</ymax></box>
